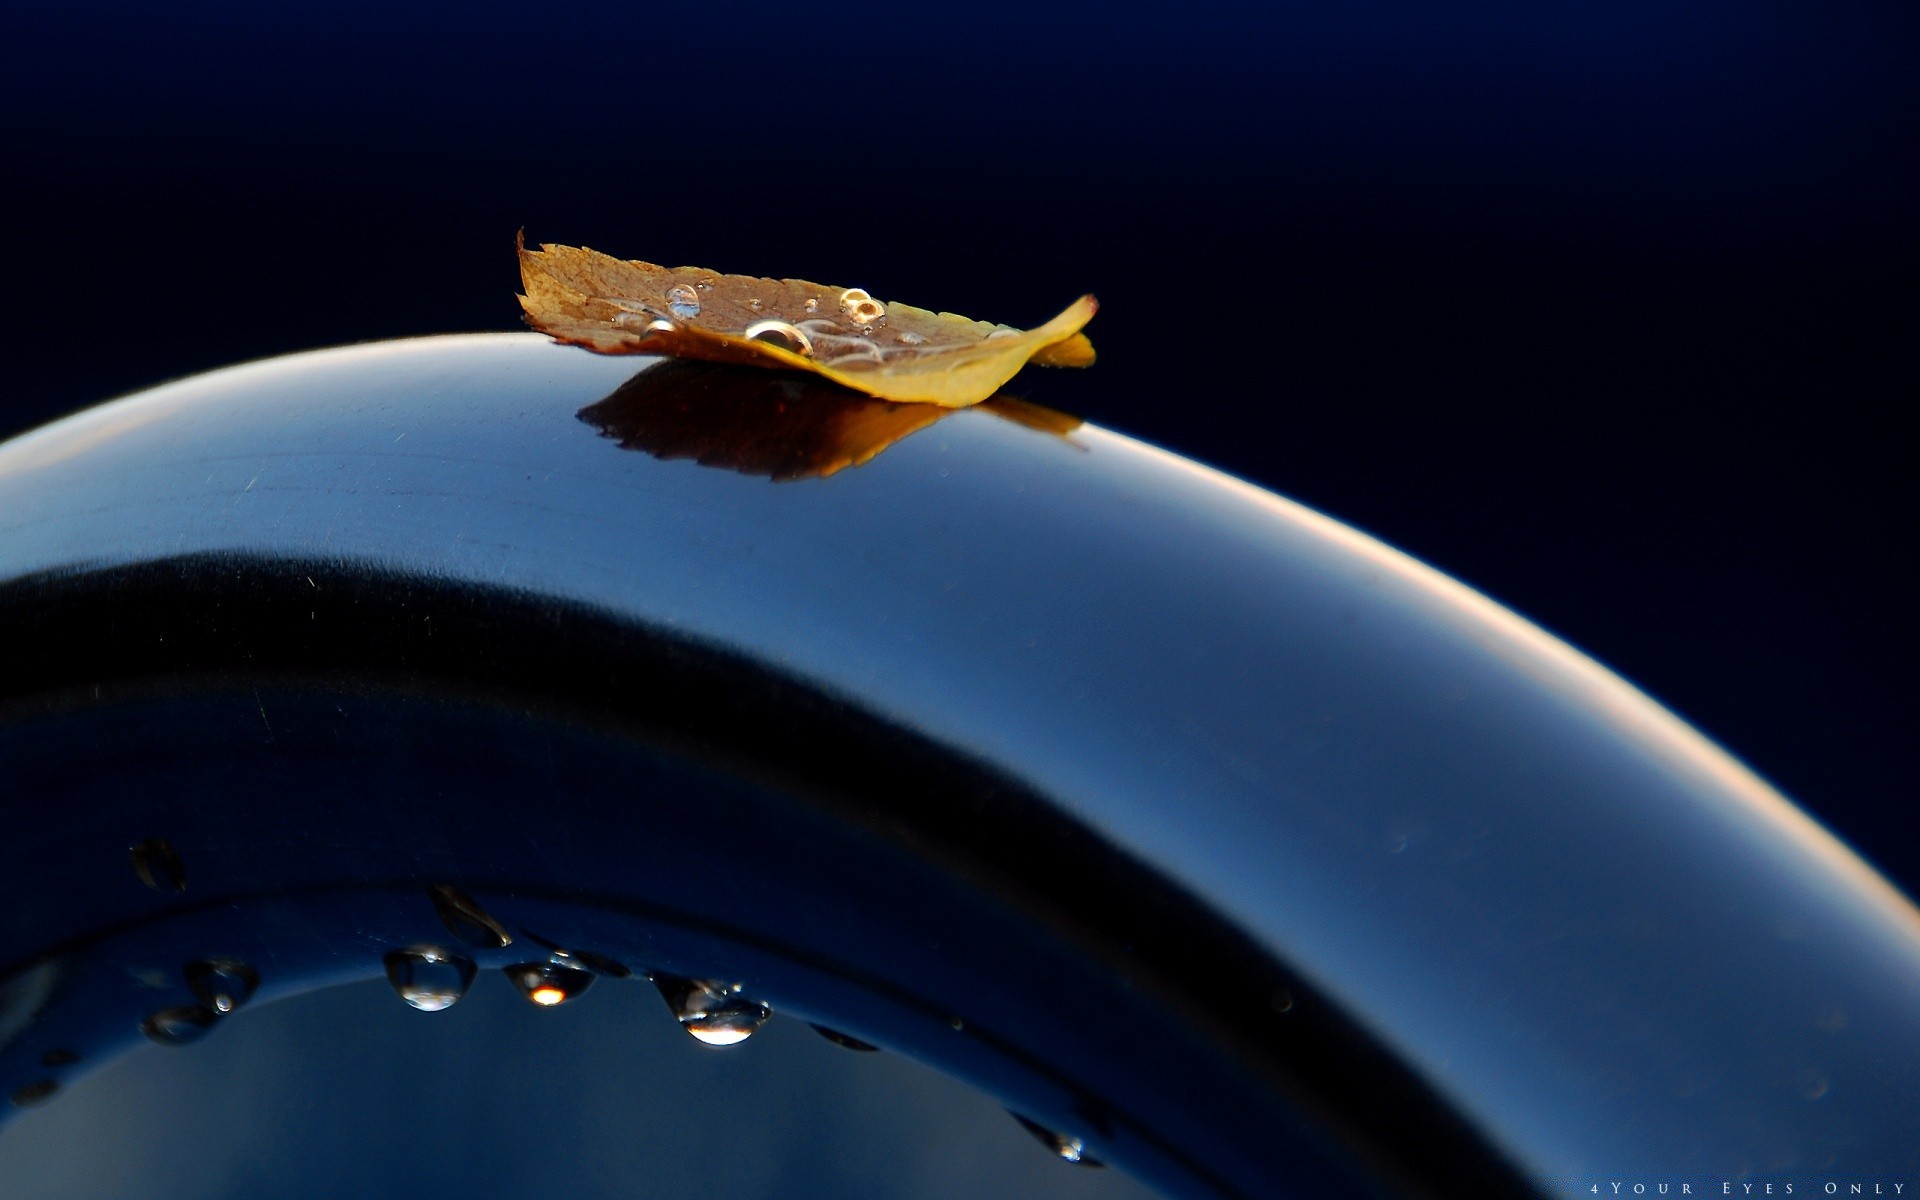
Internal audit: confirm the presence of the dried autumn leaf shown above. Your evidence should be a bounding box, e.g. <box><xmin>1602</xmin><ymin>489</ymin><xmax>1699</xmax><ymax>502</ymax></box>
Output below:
<box><xmin>518</xmin><ymin>234</ymin><xmax>1096</xmax><ymax>408</ymax></box>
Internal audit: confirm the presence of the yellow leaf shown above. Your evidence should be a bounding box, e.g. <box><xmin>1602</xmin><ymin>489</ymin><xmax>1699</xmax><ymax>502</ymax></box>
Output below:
<box><xmin>517</xmin><ymin>234</ymin><xmax>1096</xmax><ymax>408</ymax></box>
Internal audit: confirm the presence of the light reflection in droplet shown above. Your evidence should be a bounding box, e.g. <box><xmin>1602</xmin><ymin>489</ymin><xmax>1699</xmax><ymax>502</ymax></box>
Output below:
<box><xmin>651</xmin><ymin>974</ymin><xmax>771</xmax><ymax>1046</ymax></box>
<box><xmin>504</xmin><ymin>961</ymin><xmax>595</xmax><ymax>1007</ymax></box>
<box><xmin>1010</xmin><ymin>1113</ymin><xmax>1104</xmax><ymax>1167</ymax></box>
<box><xmin>184</xmin><ymin>958</ymin><xmax>259</xmax><ymax>1016</ymax></box>
<box><xmin>666</xmin><ymin>285</ymin><xmax>702</xmax><ymax>320</ymax></box>
<box><xmin>384</xmin><ymin>945</ymin><xmax>478</xmax><ymax>1012</ymax></box>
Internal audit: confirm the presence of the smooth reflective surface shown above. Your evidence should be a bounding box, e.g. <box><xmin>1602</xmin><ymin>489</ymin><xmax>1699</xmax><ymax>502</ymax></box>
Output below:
<box><xmin>0</xmin><ymin>335</ymin><xmax>1915</xmax><ymax>1195</ymax></box>
<box><xmin>1</xmin><ymin>975</ymin><xmax>1161</xmax><ymax>1200</ymax></box>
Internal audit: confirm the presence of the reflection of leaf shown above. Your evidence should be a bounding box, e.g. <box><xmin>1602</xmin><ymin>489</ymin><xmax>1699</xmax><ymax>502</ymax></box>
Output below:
<box><xmin>520</xmin><ymin>234</ymin><xmax>1096</xmax><ymax>408</ymax></box>
<box><xmin>578</xmin><ymin>360</ymin><xmax>1082</xmax><ymax>481</ymax></box>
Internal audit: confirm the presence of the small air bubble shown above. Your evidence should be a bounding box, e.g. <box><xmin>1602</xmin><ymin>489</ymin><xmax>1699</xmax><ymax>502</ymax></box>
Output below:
<box><xmin>748</xmin><ymin>297</ymin><xmax>764</xmax><ymax>311</ymax></box>
<box><xmin>666</xmin><ymin>284</ymin><xmax>702</xmax><ymax>320</ymax></box>
<box><xmin>130</xmin><ymin>838</ymin><xmax>186</xmax><ymax>892</ymax></box>
<box><xmin>384</xmin><ymin>945</ymin><xmax>478</xmax><ymax>1012</ymax></box>
<box><xmin>804</xmin><ymin>298</ymin><xmax>820</xmax><ymax>313</ymax></box>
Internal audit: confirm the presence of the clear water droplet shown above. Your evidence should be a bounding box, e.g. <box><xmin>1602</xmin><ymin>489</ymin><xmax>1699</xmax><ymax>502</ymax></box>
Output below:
<box><xmin>748</xmin><ymin>297</ymin><xmax>764</xmax><ymax>311</ymax></box>
<box><xmin>504</xmin><ymin>961</ymin><xmax>595</xmax><ymax>1007</ymax></box>
<box><xmin>696</xmin><ymin>278</ymin><xmax>715</xmax><ymax>291</ymax></box>
<box><xmin>743</xmin><ymin>319</ymin><xmax>814</xmax><ymax>356</ymax></box>
<box><xmin>896</xmin><ymin>330</ymin><xmax>925</xmax><ymax>345</ymax></box>
<box><xmin>130</xmin><ymin>837</ymin><xmax>185</xmax><ymax>892</ymax></box>
<box><xmin>40</xmin><ymin>1048</ymin><xmax>79</xmax><ymax>1067</ymax></box>
<box><xmin>10</xmin><ymin>1080</ymin><xmax>57</xmax><ymax>1107</ymax></box>
<box><xmin>184</xmin><ymin>957</ymin><xmax>259</xmax><ymax>1015</ymax></box>
<box><xmin>140</xmin><ymin>1004</ymin><xmax>221</xmax><ymax>1046</ymax></box>
<box><xmin>810</xmin><ymin>1024</ymin><xmax>879</xmax><ymax>1052</ymax></box>
<box><xmin>428</xmin><ymin>884</ymin><xmax>513</xmax><ymax>949</ymax></box>
<box><xmin>840</xmin><ymin>288</ymin><xmax>886</xmax><ymax>326</ymax></box>
<box><xmin>804</xmin><ymin>298</ymin><xmax>820</xmax><ymax>313</ymax></box>
<box><xmin>651</xmin><ymin>974</ymin><xmax>771</xmax><ymax>1046</ymax></box>
<box><xmin>666</xmin><ymin>284</ymin><xmax>702</xmax><ymax>320</ymax></box>
<box><xmin>384</xmin><ymin>945</ymin><xmax>478</xmax><ymax>1011</ymax></box>
<box><xmin>1011</xmin><ymin>1114</ymin><xmax>1105</xmax><ymax>1167</ymax></box>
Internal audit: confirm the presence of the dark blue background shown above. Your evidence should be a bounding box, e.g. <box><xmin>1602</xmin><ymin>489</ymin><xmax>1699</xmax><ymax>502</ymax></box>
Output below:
<box><xmin>2</xmin><ymin>0</ymin><xmax>1913</xmax><ymax>891</ymax></box>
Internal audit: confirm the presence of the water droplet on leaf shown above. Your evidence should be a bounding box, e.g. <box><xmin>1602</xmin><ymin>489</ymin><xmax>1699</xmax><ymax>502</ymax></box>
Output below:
<box><xmin>840</xmin><ymin>288</ymin><xmax>886</xmax><ymax>325</ymax></box>
<box><xmin>384</xmin><ymin>945</ymin><xmax>478</xmax><ymax>1012</ymax></box>
<box><xmin>651</xmin><ymin>974</ymin><xmax>771</xmax><ymax>1046</ymax></box>
<box><xmin>504</xmin><ymin>961</ymin><xmax>595</xmax><ymax>1007</ymax></box>
<box><xmin>428</xmin><ymin>884</ymin><xmax>512</xmax><ymax>950</ymax></box>
<box><xmin>1011</xmin><ymin>1114</ymin><xmax>1104</xmax><ymax>1167</ymax></box>
<box><xmin>744</xmin><ymin>319</ymin><xmax>813</xmax><ymax>356</ymax></box>
<box><xmin>804</xmin><ymin>298</ymin><xmax>820</xmax><ymax>313</ymax></box>
<box><xmin>130</xmin><ymin>838</ymin><xmax>185</xmax><ymax>892</ymax></box>
<box><xmin>141</xmin><ymin>1004</ymin><xmax>221</xmax><ymax>1046</ymax></box>
<box><xmin>810</xmin><ymin>1024</ymin><xmax>879</xmax><ymax>1052</ymax></box>
<box><xmin>666</xmin><ymin>285</ymin><xmax>701</xmax><ymax>320</ymax></box>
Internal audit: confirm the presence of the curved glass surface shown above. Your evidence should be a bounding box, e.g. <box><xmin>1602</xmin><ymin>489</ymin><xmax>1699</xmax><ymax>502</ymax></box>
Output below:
<box><xmin>0</xmin><ymin>335</ymin><xmax>1915</xmax><ymax>1195</ymax></box>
